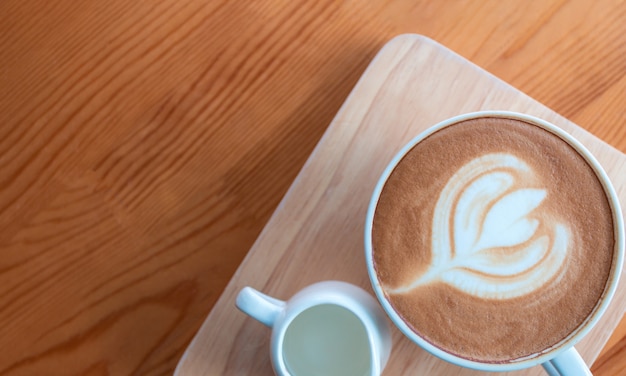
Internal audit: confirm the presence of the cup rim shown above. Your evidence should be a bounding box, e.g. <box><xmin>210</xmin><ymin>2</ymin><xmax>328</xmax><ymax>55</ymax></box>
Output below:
<box><xmin>364</xmin><ymin>110</ymin><xmax>625</xmax><ymax>371</ymax></box>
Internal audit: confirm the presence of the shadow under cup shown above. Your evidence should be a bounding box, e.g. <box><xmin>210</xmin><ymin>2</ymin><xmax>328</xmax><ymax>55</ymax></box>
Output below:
<box><xmin>364</xmin><ymin>111</ymin><xmax>625</xmax><ymax>371</ymax></box>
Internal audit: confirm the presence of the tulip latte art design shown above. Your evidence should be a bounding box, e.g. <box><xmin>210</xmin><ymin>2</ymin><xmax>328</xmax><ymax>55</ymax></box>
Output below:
<box><xmin>388</xmin><ymin>153</ymin><xmax>568</xmax><ymax>300</ymax></box>
<box><xmin>371</xmin><ymin>117</ymin><xmax>615</xmax><ymax>362</ymax></box>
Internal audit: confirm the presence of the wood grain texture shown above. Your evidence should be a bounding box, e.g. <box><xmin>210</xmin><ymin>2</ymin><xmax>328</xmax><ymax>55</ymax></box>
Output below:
<box><xmin>0</xmin><ymin>0</ymin><xmax>624</xmax><ymax>375</ymax></box>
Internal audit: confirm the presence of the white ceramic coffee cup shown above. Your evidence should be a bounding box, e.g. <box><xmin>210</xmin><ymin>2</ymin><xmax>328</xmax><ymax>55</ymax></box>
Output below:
<box><xmin>236</xmin><ymin>281</ymin><xmax>392</xmax><ymax>376</ymax></box>
<box><xmin>364</xmin><ymin>111</ymin><xmax>624</xmax><ymax>375</ymax></box>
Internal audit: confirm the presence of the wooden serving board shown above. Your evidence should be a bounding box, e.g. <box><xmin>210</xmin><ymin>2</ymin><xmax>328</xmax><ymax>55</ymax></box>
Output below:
<box><xmin>175</xmin><ymin>35</ymin><xmax>626</xmax><ymax>375</ymax></box>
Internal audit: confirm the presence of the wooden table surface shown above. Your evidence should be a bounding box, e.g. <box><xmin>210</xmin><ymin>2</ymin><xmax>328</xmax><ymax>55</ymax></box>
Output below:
<box><xmin>0</xmin><ymin>1</ymin><xmax>624</xmax><ymax>375</ymax></box>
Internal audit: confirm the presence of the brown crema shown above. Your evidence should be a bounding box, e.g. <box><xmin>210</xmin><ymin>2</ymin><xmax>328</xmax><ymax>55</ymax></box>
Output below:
<box><xmin>372</xmin><ymin>117</ymin><xmax>615</xmax><ymax>362</ymax></box>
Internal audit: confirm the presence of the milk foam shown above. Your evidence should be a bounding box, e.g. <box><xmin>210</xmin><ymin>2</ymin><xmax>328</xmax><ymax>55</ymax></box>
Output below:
<box><xmin>388</xmin><ymin>153</ymin><xmax>569</xmax><ymax>299</ymax></box>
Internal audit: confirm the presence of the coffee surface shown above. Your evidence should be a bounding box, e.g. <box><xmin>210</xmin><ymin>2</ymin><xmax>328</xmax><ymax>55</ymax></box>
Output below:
<box><xmin>372</xmin><ymin>117</ymin><xmax>615</xmax><ymax>362</ymax></box>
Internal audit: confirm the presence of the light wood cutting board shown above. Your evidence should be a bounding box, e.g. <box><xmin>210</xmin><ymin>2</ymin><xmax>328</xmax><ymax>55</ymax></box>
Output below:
<box><xmin>175</xmin><ymin>34</ymin><xmax>626</xmax><ymax>375</ymax></box>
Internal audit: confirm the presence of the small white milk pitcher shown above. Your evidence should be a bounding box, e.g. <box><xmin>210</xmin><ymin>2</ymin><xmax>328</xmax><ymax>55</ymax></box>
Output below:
<box><xmin>236</xmin><ymin>281</ymin><xmax>392</xmax><ymax>376</ymax></box>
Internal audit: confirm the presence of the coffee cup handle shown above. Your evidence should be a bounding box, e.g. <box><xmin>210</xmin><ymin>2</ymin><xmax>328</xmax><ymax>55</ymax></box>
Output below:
<box><xmin>541</xmin><ymin>347</ymin><xmax>592</xmax><ymax>376</ymax></box>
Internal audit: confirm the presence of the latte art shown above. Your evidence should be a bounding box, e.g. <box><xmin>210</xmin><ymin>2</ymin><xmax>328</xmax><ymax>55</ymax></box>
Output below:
<box><xmin>388</xmin><ymin>153</ymin><xmax>569</xmax><ymax>300</ymax></box>
<box><xmin>371</xmin><ymin>116</ymin><xmax>616</xmax><ymax>362</ymax></box>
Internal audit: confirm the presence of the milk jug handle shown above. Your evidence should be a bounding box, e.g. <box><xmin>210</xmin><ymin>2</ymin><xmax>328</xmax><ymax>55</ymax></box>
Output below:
<box><xmin>236</xmin><ymin>287</ymin><xmax>286</xmax><ymax>327</ymax></box>
<box><xmin>541</xmin><ymin>347</ymin><xmax>591</xmax><ymax>376</ymax></box>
